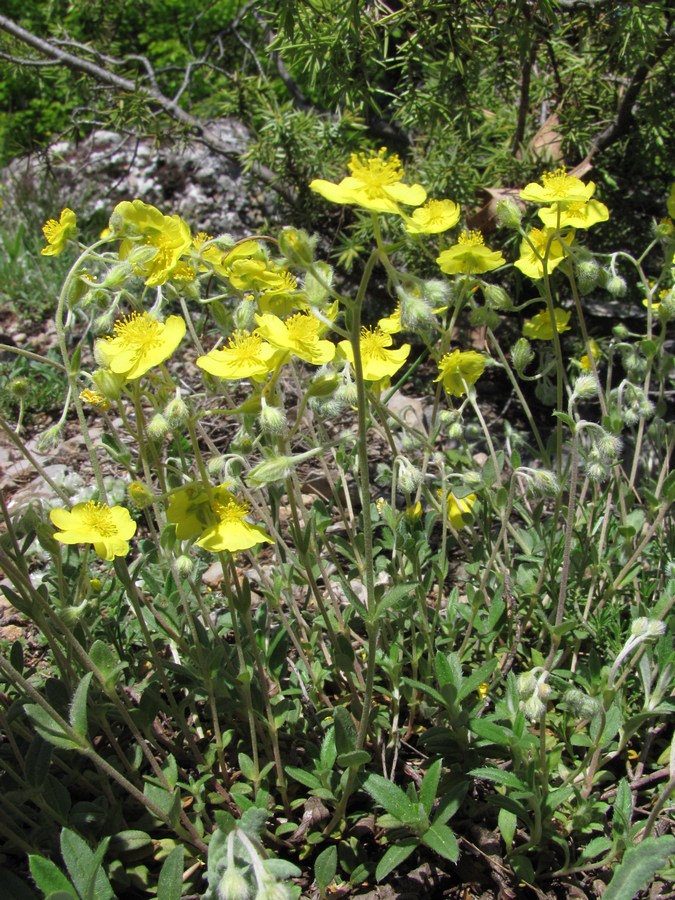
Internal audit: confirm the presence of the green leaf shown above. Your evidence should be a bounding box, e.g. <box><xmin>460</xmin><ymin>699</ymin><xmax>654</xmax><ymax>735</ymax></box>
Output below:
<box><xmin>468</xmin><ymin>718</ymin><xmax>512</xmax><ymax>747</ymax></box>
<box><xmin>371</xmin><ymin>583</ymin><xmax>415</xmax><ymax>622</ymax></box>
<box><xmin>470</xmin><ymin>767</ymin><xmax>529</xmax><ymax>791</ymax></box>
<box><xmin>89</xmin><ymin>641</ymin><xmax>125</xmax><ymax>690</ymax></box>
<box><xmin>24</xmin><ymin>735</ymin><xmax>53</xmax><ymax>788</ymax></box>
<box><xmin>69</xmin><ymin>672</ymin><xmax>93</xmax><ymax>740</ymax></box>
<box><xmin>400</xmin><ymin>677</ymin><xmax>446</xmax><ymax>706</ymax></box>
<box><xmin>375</xmin><ymin>838</ymin><xmax>418</xmax><ymax>883</ymax></box>
<box><xmin>28</xmin><ymin>857</ymin><xmax>77</xmax><ymax>898</ymax></box>
<box><xmin>60</xmin><ymin>828</ymin><xmax>114</xmax><ymax>900</ymax></box>
<box><xmin>336</xmin><ymin>750</ymin><xmax>371</xmax><ymax>769</ymax></box>
<box><xmin>604</xmin><ymin>836</ymin><xmax>675</xmax><ymax>900</ymax></box>
<box><xmin>143</xmin><ymin>783</ymin><xmax>180</xmax><ymax>827</ymax></box>
<box><xmin>286</xmin><ymin>766</ymin><xmax>322</xmax><ymax>790</ymax></box>
<box><xmin>333</xmin><ymin>707</ymin><xmax>357</xmax><ymax>757</ymax></box>
<box><xmin>157</xmin><ymin>845</ymin><xmax>184</xmax><ymax>900</ymax></box>
<box><xmin>419</xmin><ymin>759</ymin><xmax>442</xmax><ymax>817</ymax></box>
<box><xmin>421</xmin><ymin>822</ymin><xmax>459</xmax><ymax>862</ymax></box>
<box><xmin>314</xmin><ymin>844</ymin><xmax>337</xmax><ymax>891</ymax></box>
<box><xmin>362</xmin><ymin>773</ymin><xmax>417</xmax><ymax>824</ymax></box>
<box><xmin>612</xmin><ymin>779</ymin><xmax>632</xmax><ymax>837</ymax></box>
<box><xmin>24</xmin><ymin>705</ymin><xmax>82</xmax><ymax>751</ymax></box>
<box><xmin>498</xmin><ymin>808</ymin><xmax>517</xmax><ymax>850</ymax></box>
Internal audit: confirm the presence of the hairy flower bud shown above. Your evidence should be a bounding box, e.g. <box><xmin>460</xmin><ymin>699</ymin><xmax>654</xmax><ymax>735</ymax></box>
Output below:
<box><xmin>164</xmin><ymin>393</ymin><xmax>190</xmax><ymax>429</ymax></box>
<box><xmin>397</xmin><ymin>457</ymin><xmax>422</xmax><ymax>493</ymax></box>
<box><xmin>522</xmin><ymin>694</ymin><xmax>547</xmax><ymax>721</ymax></box>
<box><xmin>127</xmin><ymin>480</ymin><xmax>155</xmax><ymax>509</ymax></box>
<box><xmin>247</xmin><ymin>455</ymin><xmax>295</xmax><ymax>487</ymax></box>
<box><xmin>397</xmin><ymin>285</ymin><xmax>435</xmax><ymax>332</ymax></box>
<box><xmin>259</xmin><ymin>400</ymin><xmax>287</xmax><ymax>436</ymax></box>
<box><xmin>596</xmin><ymin>431</ymin><xmax>622</xmax><ymax>462</ymax></box>
<box><xmin>575</xmin><ymin>258</ymin><xmax>601</xmax><ymax>293</ymax></box>
<box><xmin>496</xmin><ymin>198</ymin><xmax>522</xmax><ymax>229</ymax></box>
<box><xmin>564</xmin><ymin>688</ymin><xmax>601</xmax><ymax>720</ymax></box>
<box><xmin>517</xmin><ymin>671</ymin><xmax>537</xmax><ymax>699</ymax></box>
<box><xmin>101</xmin><ymin>261</ymin><xmax>133</xmax><ymax>290</ymax></box>
<box><xmin>92</xmin><ymin>367</ymin><xmax>126</xmax><ymax>401</ymax></box>
<box><xmin>482</xmin><ymin>283</ymin><xmax>513</xmax><ymax>310</ymax></box>
<box><xmin>605</xmin><ymin>274</ymin><xmax>627</xmax><ymax>297</ymax></box>
<box><xmin>422</xmin><ymin>278</ymin><xmax>450</xmax><ymax>307</ymax></box>
<box><xmin>217</xmin><ymin>865</ymin><xmax>251</xmax><ymax>900</ymax></box>
<box><xmin>36</xmin><ymin>424</ymin><xmax>63</xmax><ymax>454</ymax></box>
<box><xmin>572</xmin><ymin>374</ymin><xmax>599</xmax><ymax>400</ymax></box>
<box><xmin>234</xmin><ymin>297</ymin><xmax>257</xmax><ymax>332</ymax></box>
<box><xmin>630</xmin><ymin>617</ymin><xmax>666</xmax><ymax>640</ymax></box>
<box><xmin>8</xmin><ymin>377</ymin><xmax>30</xmax><ymax>399</ymax></box>
<box><xmin>174</xmin><ymin>554</ymin><xmax>194</xmax><ymax>577</ymax></box>
<box><xmin>147</xmin><ymin>413</ymin><xmax>170</xmax><ymax>441</ymax></box>
<box><xmin>279</xmin><ymin>226</ymin><xmax>316</xmax><ymax>267</ymax></box>
<box><xmin>512</xmin><ymin>338</ymin><xmax>535</xmax><ymax>376</ymax></box>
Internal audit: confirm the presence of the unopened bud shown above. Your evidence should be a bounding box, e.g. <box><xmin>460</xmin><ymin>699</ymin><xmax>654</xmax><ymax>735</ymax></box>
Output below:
<box><xmin>207</xmin><ymin>456</ymin><xmax>227</xmax><ymax>476</ymax></box>
<box><xmin>496</xmin><ymin>198</ymin><xmax>522</xmax><ymax>229</ymax></box>
<box><xmin>605</xmin><ymin>274</ymin><xmax>627</xmax><ymax>297</ymax></box>
<box><xmin>572</xmin><ymin>374</ymin><xmax>599</xmax><ymax>400</ymax></box>
<box><xmin>422</xmin><ymin>279</ymin><xmax>450</xmax><ymax>306</ymax></box>
<box><xmin>305</xmin><ymin>262</ymin><xmax>333</xmax><ymax>306</ymax></box>
<box><xmin>335</xmin><ymin>382</ymin><xmax>358</xmax><ymax>407</ymax></box>
<box><xmin>520</xmin><ymin>467</ymin><xmax>559</xmax><ymax>498</ymax></box>
<box><xmin>36</xmin><ymin>424</ymin><xmax>63</xmax><ymax>453</ymax></box>
<box><xmin>127</xmin><ymin>480</ymin><xmax>155</xmax><ymax>509</ymax></box>
<box><xmin>100</xmin><ymin>261</ymin><xmax>133</xmax><ymax>290</ymax></box>
<box><xmin>517</xmin><ymin>671</ymin><xmax>537</xmax><ymax>699</ymax></box>
<box><xmin>231</xmin><ymin>428</ymin><xmax>253</xmax><ymax>454</ymax></box>
<box><xmin>655</xmin><ymin>218</ymin><xmax>674</xmax><ymax>238</ymax></box>
<box><xmin>164</xmin><ymin>393</ymin><xmax>189</xmax><ymax>429</ymax></box>
<box><xmin>279</xmin><ymin>226</ymin><xmax>315</xmax><ymax>267</ymax></box>
<box><xmin>8</xmin><ymin>377</ymin><xmax>30</xmax><ymax>399</ymax></box>
<box><xmin>522</xmin><ymin>695</ymin><xmax>546</xmax><ymax>721</ymax></box>
<box><xmin>147</xmin><ymin>413</ymin><xmax>170</xmax><ymax>441</ymax></box>
<box><xmin>576</xmin><ymin>258</ymin><xmax>601</xmax><ymax>293</ymax></box>
<box><xmin>259</xmin><ymin>399</ymin><xmax>287</xmax><ymax>436</ymax></box>
<box><xmin>447</xmin><ymin>422</ymin><xmax>464</xmax><ymax>440</ymax></box>
<box><xmin>174</xmin><ymin>555</ymin><xmax>194</xmax><ymax>577</ymax></box>
<box><xmin>612</xmin><ymin>323</ymin><xmax>630</xmax><ymax>339</ymax></box>
<box><xmin>216</xmin><ymin>865</ymin><xmax>251</xmax><ymax>900</ymax></box>
<box><xmin>397</xmin><ymin>286</ymin><xmax>435</xmax><ymax>332</ymax></box>
<box><xmin>482</xmin><ymin>283</ymin><xmax>512</xmax><ymax>310</ymax></box>
<box><xmin>596</xmin><ymin>431</ymin><xmax>622</xmax><ymax>461</ymax></box>
<box><xmin>564</xmin><ymin>688</ymin><xmax>601</xmax><ymax>720</ymax></box>
<box><xmin>234</xmin><ymin>298</ymin><xmax>257</xmax><ymax>331</ymax></box>
<box><xmin>585</xmin><ymin>460</ymin><xmax>609</xmax><ymax>482</ymax></box>
<box><xmin>397</xmin><ymin>458</ymin><xmax>422</xmax><ymax>493</ymax></box>
<box><xmin>92</xmin><ymin>367</ymin><xmax>126</xmax><ymax>401</ymax></box>
<box><xmin>247</xmin><ymin>455</ymin><xmax>294</xmax><ymax>487</ymax></box>
<box><xmin>512</xmin><ymin>338</ymin><xmax>534</xmax><ymax>375</ymax></box>
<box><xmin>630</xmin><ymin>617</ymin><xmax>666</xmax><ymax>640</ymax></box>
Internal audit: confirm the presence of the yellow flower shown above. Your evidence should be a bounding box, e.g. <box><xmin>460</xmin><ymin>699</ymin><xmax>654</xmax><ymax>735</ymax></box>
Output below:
<box><xmin>113</xmin><ymin>200</ymin><xmax>192</xmax><ymax>286</ymax></box>
<box><xmin>580</xmin><ymin>339</ymin><xmax>601</xmax><ymax>370</ymax></box>
<box><xmin>254</xmin><ymin>312</ymin><xmax>335</xmax><ymax>365</ymax></box>
<box><xmin>522</xmin><ymin>308</ymin><xmax>572</xmax><ymax>340</ymax></box>
<box><xmin>441</xmin><ymin>491</ymin><xmax>477</xmax><ymax>529</ymax></box>
<box><xmin>167</xmin><ymin>484</ymin><xmax>232</xmax><ymax>540</ymax></box>
<box><xmin>97</xmin><ymin>312</ymin><xmax>186</xmax><ymax>380</ymax></box>
<box><xmin>404</xmin><ymin>199</ymin><xmax>460</xmax><ymax>234</ymax></box>
<box><xmin>378</xmin><ymin>304</ymin><xmax>402</xmax><ymax>334</ymax></box>
<box><xmin>520</xmin><ymin>168</ymin><xmax>596</xmax><ymax>205</ymax></box>
<box><xmin>338</xmin><ymin>327</ymin><xmax>411</xmax><ymax>382</ymax></box>
<box><xmin>514</xmin><ymin>227</ymin><xmax>573</xmax><ymax>280</ymax></box>
<box><xmin>41</xmin><ymin>208</ymin><xmax>77</xmax><ymax>256</ymax></box>
<box><xmin>435</xmin><ymin>349</ymin><xmax>486</xmax><ymax>397</ymax></box>
<box><xmin>538</xmin><ymin>199</ymin><xmax>609</xmax><ymax>230</ymax></box>
<box><xmin>436</xmin><ymin>230</ymin><xmax>505</xmax><ymax>275</ymax></box>
<box><xmin>79</xmin><ymin>388</ymin><xmax>111</xmax><ymax>411</ymax></box>
<box><xmin>50</xmin><ymin>501</ymin><xmax>136</xmax><ymax>560</ymax></box>
<box><xmin>309</xmin><ymin>148</ymin><xmax>427</xmax><ymax>214</ymax></box>
<box><xmin>196</xmin><ymin>330</ymin><xmax>276</xmax><ymax>381</ymax></box>
<box><xmin>199</xmin><ymin>493</ymin><xmax>272</xmax><ymax>553</ymax></box>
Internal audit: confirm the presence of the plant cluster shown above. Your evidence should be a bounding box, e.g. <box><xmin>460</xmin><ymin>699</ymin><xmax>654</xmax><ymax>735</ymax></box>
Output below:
<box><xmin>0</xmin><ymin>154</ymin><xmax>674</xmax><ymax>897</ymax></box>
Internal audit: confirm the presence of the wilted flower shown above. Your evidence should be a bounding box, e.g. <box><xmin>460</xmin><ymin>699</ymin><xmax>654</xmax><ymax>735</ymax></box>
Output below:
<box><xmin>309</xmin><ymin>147</ymin><xmax>426</xmax><ymax>214</ymax></box>
<box><xmin>50</xmin><ymin>501</ymin><xmax>136</xmax><ymax>560</ymax></box>
<box><xmin>437</xmin><ymin>230</ymin><xmax>505</xmax><ymax>275</ymax></box>
<box><xmin>41</xmin><ymin>208</ymin><xmax>77</xmax><ymax>256</ymax></box>
<box><xmin>96</xmin><ymin>312</ymin><xmax>186</xmax><ymax>380</ymax></box>
<box><xmin>435</xmin><ymin>349</ymin><xmax>486</xmax><ymax>397</ymax></box>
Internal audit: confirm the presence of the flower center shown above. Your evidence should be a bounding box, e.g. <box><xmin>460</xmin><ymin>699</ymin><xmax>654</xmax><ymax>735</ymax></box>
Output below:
<box><xmin>458</xmin><ymin>230</ymin><xmax>484</xmax><ymax>246</ymax></box>
<box><xmin>349</xmin><ymin>149</ymin><xmax>403</xmax><ymax>193</ymax></box>
<box><xmin>43</xmin><ymin>219</ymin><xmax>61</xmax><ymax>241</ymax></box>
<box><xmin>360</xmin><ymin>326</ymin><xmax>392</xmax><ymax>359</ymax></box>
<box><xmin>541</xmin><ymin>167</ymin><xmax>577</xmax><ymax>198</ymax></box>
<box><xmin>81</xmin><ymin>501</ymin><xmax>117</xmax><ymax>537</ymax></box>
<box><xmin>287</xmin><ymin>313</ymin><xmax>320</xmax><ymax>347</ymax></box>
<box><xmin>213</xmin><ymin>497</ymin><xmax>249</xmax><ymax>522</ymax></box>
<box><xmin>227</xmin><ymin>330</ymin><xmax>266</xmax><ymax>361</ymax></box>
<box><xmin>110</xmin><ymin>312</ymin><xmax>163</xmax><ymax>350</ymax></box>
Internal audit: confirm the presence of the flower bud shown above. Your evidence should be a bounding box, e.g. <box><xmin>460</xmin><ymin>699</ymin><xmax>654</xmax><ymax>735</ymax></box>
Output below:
<box><xmin>279</xmin><ymin>226</ymin><xmax>315</xmax><ymax>267</ymax></box>
<box><xmin>596</xmin><ymin>431</ymin><xmax>622</xmax><ymax>462</ymax></box>
<box><xmin>564</xmin><ymin>688</ymin><xmax>601</xmax><ymax>720</ymax></box>
<box><xmin>254</xmin><ymin>880</ymin><xmax>292</xmax><ymax>900</ymax></box>
<box><xmin>630</xmin><ymin>617</ymin><xmax>666</xmax><ymax>640</ymax></box>
<box><xmin>517</xmin><ymin>671</ymin><xmax>537</xmax><ymax>699</ymax></box>
<box><xmin>174</xmin><ymin>554</ymin><xmax>194</xmax><ymax>577</ymax></box>
<box><xmin>147</xmin><ymin>413</ymin><xmax>170</xmax><ymax>441</ymax></box>
<box><xmin>482</xmin><ymin>283</ymin><xmax>513</xmax><ymax>310</ymax></box>
<box><xmin>522</xmin><ymin>695</ymin><xmax>546</xmax><ymax>721</ymax></box>
<box><xmin>127</xmin><ymin>480</ymin><xmax>155</xmax><ymax>509</ymax></box>
<box><xmin>234</xmin><ymin>297</ymin><xmax>257</xmax><ymax>332</ymax></box>
<box><xmin>247</xmin><ymin>455</ymin><xmax>294</xmax><ymax>487</ymax></box>
<box><xmin>397</xmin><ymin>458</ymin><xmax>422</xmax><ymax>493</ymax></box>
<box><xmin>304</xmin><ymin>261</ymin><xmax>333</xmax><ymax>306</ymax></box>
<box><xmin>655</xmin><ymin>217</ymin><xmax>674</xmax><ymax>238</ymax></box>
<box><xmin>397</xmin><ymin>286</ymin><xmax>435</xmax><ymax>332</ymax></box>
<box><xmin>231</xmin><ymin>428</ymin><xmax>253</xmax><ymax>454</ymax></box>
<box><xmin>164</xmin><ymin>393</ymin><xmax>190</xmax><ymax>429</ymax></box>
<box><xmin>422</xmin><ymin>279</ymin><xmax>450</xmax><ymax>306</ymax></box>
<box><xmin>572</xmin><ymin>374</ymin><xmax>599</xmax><ymax>400</ymax></box>
<box><xmin>92</xmin><ymin>367</ymin><xmax>126</xmax><ymax>402</ymax></box>
<box><xmin>259</xmin><ymin>399</ymin><xmax>287</xmax><ymax>436</ymax></box>
<box><xmin>575</xmin><ymin>258</ymin><xmax>601</xmax><ymax>293</ymax></box>
<box><xmin>585</xmin><ymin>460</ymin><xmax>609</xmax><ymax>482</ymax></box>
<box><xmin>612</xmin><ymin>323</ymin><xmax>630</xmax><ymax>339</ymax></box>
<box><xmin>89</xmin><ymin>577</ymin><xmax>103</xmax><ymax>593</ymax></box>
<box><xmin>207</xmin><ymin>455</ymin><xmax>227</xmax><ymax>476</ymax></box>
<box><xmin>495</xmin><ymin>198</ymin><xmax>522</xmax><ymax>229</ymax></box>
<box><xmin>605</xmin><ymin>274</ymin><xmax>627</xmax><ymax>297</ymax></box>
<box><xmin>36</xmin><ymin>424</ymin><xmax>63</xmax><ymax>453</ymax></box>
<box><xmin>512</xmin><ymin>338</ymin><xmax>534</xmax><ymax>376</ymax></box>
<box><xmin>447</xmin><ymin>422</ymin><xmax>464</xmax><ymax>440</ymax></box>
<box><xmin>520</xmin><ymin>467</ymin><xmax>559</xmax><ymax>498</ymax></box>
<box><xmin>8</xmin><ymin>377</ymin><xmax>30</xmax><ymax>399</ymax></box>
<box><xmin>100</xmin><ymin>261</ymin><xmax>133</xmax><ymax>290</ymax></box>
<box><xmin>405</xmin><ymin>501</ymin><xmax>423</xmax><ymax>522</ymax></box>
<box><xmin>217</xmin><ymin>865</ymin><xmax>251</xmax><ymax>900</ymax></box>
